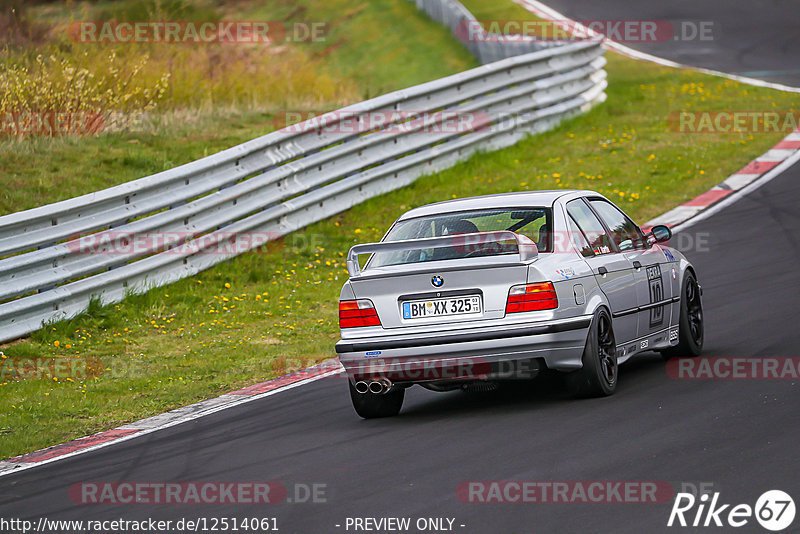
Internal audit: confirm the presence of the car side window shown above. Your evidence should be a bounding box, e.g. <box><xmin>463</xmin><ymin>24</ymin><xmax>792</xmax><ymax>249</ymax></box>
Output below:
<box><xmin>565</xmin><ymin>200</ymin><xmax>614</xmax><ymax>255</ymax></box>
<box><xmin>588</xmin><ymin>199</ymin><xmax>645</xmax><ymax>251</ymax></box>
<box><xmin>566</xmin><ymin>216</ymin><xmax>594</xmax><ymax>257</ymax></box>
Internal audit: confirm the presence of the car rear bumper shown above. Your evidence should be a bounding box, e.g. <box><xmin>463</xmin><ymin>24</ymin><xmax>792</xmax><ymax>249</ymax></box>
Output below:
<box><xmin>336</xmin><ymin>315</ymin><xmax>592</xmax><ymax>380</ymax></box>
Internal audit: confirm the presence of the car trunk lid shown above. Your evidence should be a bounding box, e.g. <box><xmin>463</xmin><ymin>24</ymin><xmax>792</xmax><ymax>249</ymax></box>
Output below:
<box><xmin>346</xmin><ymin>232</ymin><xmax>536</xmax><ymax>329</ymax></box>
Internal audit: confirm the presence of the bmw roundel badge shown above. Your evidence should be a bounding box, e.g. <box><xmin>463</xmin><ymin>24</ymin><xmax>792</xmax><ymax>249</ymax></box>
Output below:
<box><xmin>431</xmin><ymin>275</ymin><xmax>444</xmax><ymax>288</ymax></box>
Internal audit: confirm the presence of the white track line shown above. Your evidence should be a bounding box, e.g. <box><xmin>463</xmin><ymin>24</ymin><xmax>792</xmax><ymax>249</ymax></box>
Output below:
<box><xmin>0</xmin><ymin>368</ymin><xmax>343</xmax><ymax>478</ymax></box>
<box><xmin>672</xmin><ymin>150</ymin><xmax>800</xmax><ymax>233</ymax></box>
<box><xmin>514</xmin><ymin>0</ymin><xmax>800</xmax><ymax>93</ymax></box>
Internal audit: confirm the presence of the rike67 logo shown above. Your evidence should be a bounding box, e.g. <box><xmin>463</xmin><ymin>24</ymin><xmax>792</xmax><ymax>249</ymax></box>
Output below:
<box><xmin>668</xmin><ymin>490</ymin><xmax>796</xmax><ymax>531</ymax></box>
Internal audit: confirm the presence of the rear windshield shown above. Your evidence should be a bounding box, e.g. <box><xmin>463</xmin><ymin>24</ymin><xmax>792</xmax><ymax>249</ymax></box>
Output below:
<box><xmin>370</xmin><ymin>208</ymin><xmax>552</xmax><ymax>268</ymax></box>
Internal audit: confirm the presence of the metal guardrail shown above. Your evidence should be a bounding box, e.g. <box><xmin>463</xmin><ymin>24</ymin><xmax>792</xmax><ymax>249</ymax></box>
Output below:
<box><xmin>0</xmin><ymin>40</ymin><xmax>606</xmax><ymax>342</ymax></box>
<box><xmin>410</xmin><ymin>0</ymin><xmax>556</xmax><ymax>64</ymax></box>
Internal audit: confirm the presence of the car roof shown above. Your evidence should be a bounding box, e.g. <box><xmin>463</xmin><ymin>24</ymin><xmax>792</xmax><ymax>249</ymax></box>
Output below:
<box><xmin>397</xmin><ymin>190</ymin><xmax>597</xmax><ymax>220</ymax></box>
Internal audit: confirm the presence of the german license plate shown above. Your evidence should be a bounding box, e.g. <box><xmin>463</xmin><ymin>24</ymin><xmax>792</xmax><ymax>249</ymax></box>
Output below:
<box><xmin>402</xmin><ymin>295</ymin><xmax>481</xmax><ymax>319</ymax></box>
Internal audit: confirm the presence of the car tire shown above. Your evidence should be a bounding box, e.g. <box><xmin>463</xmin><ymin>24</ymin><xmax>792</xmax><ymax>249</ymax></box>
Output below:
<box><xmin>661</xmin><ymin>271</ymin><xmax>704</xmax><ymax>360</ymax></box>
<box><xmin>566</xmin><ymin>307</ymin><xmax>618</xmax><ymax>397</ymax></box>
<box><xmin>349</xmin><ymin>381</ymin><xmax>404</xmax><ymax>418</ymax></box>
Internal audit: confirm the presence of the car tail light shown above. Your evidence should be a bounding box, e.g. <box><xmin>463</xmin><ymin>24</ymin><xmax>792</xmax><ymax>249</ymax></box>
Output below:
<box><xmin>506</xmin><ymin>282</ymin><xmax>558</xmax><ymax>313</ymax></box>
<box><xmin>339</xmin><ymin>299</ymin><xmax>382</xmax><ymax>328</ymax></box>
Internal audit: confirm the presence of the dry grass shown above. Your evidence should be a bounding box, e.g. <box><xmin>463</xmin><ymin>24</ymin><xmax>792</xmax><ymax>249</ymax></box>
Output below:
<box><xmin>0</xmin><ymin>0</ymin><xmax>358</xmax><ymax>138</ymax></box>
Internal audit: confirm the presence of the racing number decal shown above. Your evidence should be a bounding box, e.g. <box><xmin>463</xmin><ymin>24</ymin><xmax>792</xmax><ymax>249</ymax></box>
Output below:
<box><xmin>646</xmin><ymin>264</ymin><xmax>665</xmax><ymax>327</ymax></box>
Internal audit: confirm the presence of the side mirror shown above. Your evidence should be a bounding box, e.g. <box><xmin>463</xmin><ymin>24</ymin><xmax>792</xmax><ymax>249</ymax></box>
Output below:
<box><xmin>646</xmin><ymin>224</ymin><xmax>672</xmax><ymax>245</ymax></box>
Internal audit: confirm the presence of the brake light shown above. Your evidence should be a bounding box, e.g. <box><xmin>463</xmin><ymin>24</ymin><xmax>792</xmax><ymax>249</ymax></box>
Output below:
<box><xmin>506</xmin><ymin>282</ymin><xmax>558</xmax><ymax>313</ymax></box>
<box><xmin>339</xmin><ymin>299</ymin><xmax>382</xmax><ymax>328</ymax></box>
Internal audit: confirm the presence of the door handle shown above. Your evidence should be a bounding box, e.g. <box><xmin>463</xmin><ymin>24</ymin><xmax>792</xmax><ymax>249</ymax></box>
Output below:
<box><xmin>598</xmin><ymin>266</ymin><xmax>608</xmax><ymax>275</ymax></box>
<box><xmin>632</xmin><ymin>261</ymin><xmax>642</xmax><ymax>269</ymax></box>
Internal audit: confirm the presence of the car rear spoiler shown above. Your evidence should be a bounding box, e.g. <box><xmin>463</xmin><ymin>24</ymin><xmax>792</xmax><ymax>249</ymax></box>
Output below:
<box><xmin>345</xmin><ymin>231</ymin><xmax>538</xmax><ymax>277</ymax></box>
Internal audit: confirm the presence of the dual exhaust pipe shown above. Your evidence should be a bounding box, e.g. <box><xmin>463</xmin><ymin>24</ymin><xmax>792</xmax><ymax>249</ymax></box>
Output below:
<box><xmin>354</xmin><ymin>378</ymin><xmax>393</xmax><ymax>395</ymax></box>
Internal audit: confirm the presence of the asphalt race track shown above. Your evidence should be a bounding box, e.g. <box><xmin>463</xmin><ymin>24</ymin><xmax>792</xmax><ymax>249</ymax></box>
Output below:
<box><xmin>533</xmin><ymin>0</ymin><xmax>800</xmax><ymax>86</ymax></box>
<box><xmin>2</xmin><ymin>160</ymin><xmax>799</xmax><ymax>533</ymax></box>
<box><xmin>2</xmin><ymin>2</ymin><xmax>799</xmax><ymax>533</ymax></box>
